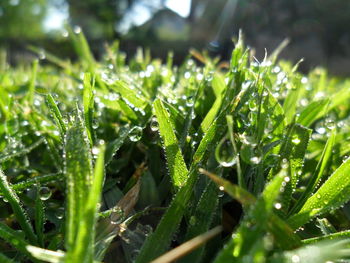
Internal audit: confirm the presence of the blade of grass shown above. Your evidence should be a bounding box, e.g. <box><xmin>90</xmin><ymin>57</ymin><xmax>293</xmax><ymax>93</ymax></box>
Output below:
<box><xmin>0</xmin><ymin>252</ymin><xmax>15</xmax><ymax>263</ymax></box>
<box><xmin>66</xmin><ymin>145</ymin><xmax>105</xmax><ymax>262</ymax></box>
<box><xmin>297</xmin><ymin>98</ymin><xmax>330</xmax><ymax>127</ymax></box>
<box><xmin>105</xmin><ymin>125</ymin><xmax>130</xmax><ymax>165</ymax></box>
<box><xmin>302</xmin><ymin>230</ymin><xmax>350</xmax><ymax>244</ymax></box>
<box><xmin>35</xmin><ymin>187</ymin><xmax>45</xmax><ymax>247</ymax></box>
<box><xmin>151</xmin><ymin>226</ymin><xmax>223</xmax><ymax>263</ymax></box>
<box><xmin>179</xmin><ymin>181</ymin><xmax>219</xmax><ymax>263</ymax></box>
<box><xmin>46</xmin><ymin>94</ymin><xmax>67</xmax><ymax>135</ymax></box>
<box><xmin>200</xmin><ymin>74</ymin><xmax>225</xmax><ymax>133</ymax></box>
<box><xmin>283</xmin><ymin>78</ymin><xmax>303</xmax><ymax>124</ymax></box>
<box><xmin>202</xmin><ymin>170</ymin><xmax>301</xmax><ymax>250</ymax></box>
<box><xmin>83</xmin><ymin>73</ymin><xmax>95</xmax><ymax>145</ymax></box>
<box><xmin>27</xmin><ymin>245</ymin><xmax>65</xmax><ymax>263</ymax></box>
<box><xmin>0</xmin><ymin>222</ymin><xmax>31</xmax><ymax>256</ymax></box>
<box><xmin>64</xmin><ymin>109</ymin><xmax>93</xmax><ymax>250</ymax></box>
<box><xmin>0</xmin><ymin>169</ymin><xmax>37</xmax><ymax>244</ymax></box>
<box><xmin>136</xmin><ymin>110</ymin><xmax>228</xmax><ymax>263</ymax></box>
<box><xmin>27</xmin><ymin>59</ymin><xmax>38</xmax><ymax>105</ymax></box>
<box><xmin>289</xmin><ymin>129</ymin><xmax>336</xmax><ymax>215</ymax></box>
<box><xmin>268</xmin><ymin>123</ymin><xmax>311</xmax><ymax>213</ymax></box>
<box><xmin>288</xmin><ymin>157</ymin><xmax>350</xmax><ymax>229</ymax></box>
<box><xmin>0</xmin><ymin>138</ymin><xmax>44</xmax><ymax>163</ymax></box>
<box><xmin>153</xmin><ymin>99</ymin><xmax>188</xmax><ymax>188</ymax></box>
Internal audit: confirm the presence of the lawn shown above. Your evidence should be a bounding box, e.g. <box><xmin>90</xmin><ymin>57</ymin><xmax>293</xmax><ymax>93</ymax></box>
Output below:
<box><xmin>1</xmin><ymin>30</ymin><xmax>350</xmax><ymax>263</ymax></box>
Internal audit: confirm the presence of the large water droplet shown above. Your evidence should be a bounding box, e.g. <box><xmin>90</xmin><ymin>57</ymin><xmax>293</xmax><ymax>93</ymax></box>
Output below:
<box><xmin>325</xmin><ymin>119</ymin><xmax>336</xmax><ymax>130</ymax></box>
<box><xmin>150</xmin><ymin>117</ymin><xmax>159</xmax><ymax>132</ymax></box>
<box><xmin>215</xmin><ymin>137</ymin><xmax>236</xmax><ymax>167</ymax></box>
<box><xmin>129</xmin><ymin>126</ymin><xmax>143</xmax><ymax>142</ymax></box>
<box><xmin>55</xmin><ymin>207</ymin><xmax>64</xmax><ymax>219</ymax></box>
<box><xmin>39</xmin><ymin>187</ymin><xmax>52</xmax><ymax>201</ymax></box>
<box><xmin>274</xmin><ymin>203</ymin><xmax>282</xmax><ymax>209</ymax></box>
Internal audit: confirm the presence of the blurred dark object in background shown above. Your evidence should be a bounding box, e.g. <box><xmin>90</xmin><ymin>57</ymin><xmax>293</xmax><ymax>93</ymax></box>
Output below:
<box><xmin>1</xmin><ymin>0</ymin><xmax>350</xmax><ymax>75</ymax></box>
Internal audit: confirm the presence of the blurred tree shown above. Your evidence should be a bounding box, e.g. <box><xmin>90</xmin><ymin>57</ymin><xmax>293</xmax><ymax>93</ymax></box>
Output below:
<box><xmin>0</xmin><ymin>0</ymin><xmax>48</xmax><ymax>41</ymax></box>
<box><xmin>66</xmin><ymin>0</ymin><xmax>136</xmax><ymax>39</ymax></box>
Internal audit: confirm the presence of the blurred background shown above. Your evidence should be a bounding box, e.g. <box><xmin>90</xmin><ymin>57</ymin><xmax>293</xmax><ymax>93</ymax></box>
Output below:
<box><xmin>1</xmin><ymin>0</ymin><xmax>350</xmax><ymax>75</ymax></box>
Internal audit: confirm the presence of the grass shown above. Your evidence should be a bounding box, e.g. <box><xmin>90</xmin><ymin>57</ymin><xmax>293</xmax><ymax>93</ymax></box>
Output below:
<box><xmin>1</xmin><ymin>30</ymin><xmax>350</xmax><ymax>262</ymax></box>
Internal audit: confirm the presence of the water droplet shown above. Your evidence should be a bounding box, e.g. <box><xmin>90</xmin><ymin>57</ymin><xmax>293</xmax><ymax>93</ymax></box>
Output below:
<box><xmin>62</xmin><ymin>30</ymin><xmax>69</xmax><ymax>38</ymax></box>
<box><xmin>92</xmin><ymin>147</ymin><xmax>99</xmax><ymax>155</ymax></box>
<box><xmin>150</xmin><ymin>117</ymin><xmax>159</xmax><ymax>132</ymax></box>
<box><xmin>291</xmin><ymin>254</ymin><xmax>300</xmax><ymax>263</ymax></box>
<box><xmin>316</xmin><ymin>194</ymin><xmax>321</xmax><ymax>199</ymax></box>
<box><xmin>325</xmin><ymin>119</ymin><xmax>336</xmax><ymax>130</ymax></box>
<box><xmin>189</xmin><ymin>216</ymin><xmax>196</xmax><ymax>226</ymax></box>
<box><xmin>129</xmin><ymin>126</ymin><xmax>143</xmax><ymax>142</ymax></box>
<box><xmin>218</xmin><ymin>186</ymin><xmax>225</xmax><ymax>197</ymax></box>
<box><xmin>248</xmin><ymin>100</ymin><xmax>257</xmax><ymax>111</ymax></box>
<box><xmin>55</xmin><ymin>207</ymin><xmax>64</xmax><ymax>219</ymax></box>
<box><xmin>292</xmin><ymin>135</ymin><xmax>301</xmax><ymax>145</ymax></box>
<box><xmin>274</xmin><ymin>203</ymin><xmax>282</xmax><ymax>209</ymax></box>
<box><xmin>284</xmin><ymin>176</ymin><xmax>290</xmax><ymax>182</ymax></box>
<box><xmin>73</xmin><ymin>25</ymin><xmax>82</xmax><ymax>34</ymax></box>
<box><xmin>281</xmin><ymin>158</ymin><xmax>289</xmax><ymax>169</ymax></box>
<box><xmin>92</xmin><ymin>120</ymin><xmax>99</xmax><ymax>129</ymax></box>
<box><xmin>39</xmin><ymin>187</ymin><xmax>52</xmax><ymax>201</ymax></box>
<box><xmin>250</xmin><ymin>156</ymin><xmax>261</xmax><ymax>164</ymax></box>
<box><xmin>186</xmin><ymin>97</ymin><xmax>194</xmax><ymax>107</ymax></box>
<box><xmin>215</xmin><ymin>137</ymin><xmax>236</xmax><ymax>167</ymax></box>
<box><xmin>184</xmin><ymin>72</ymin><xmax>191</xmax><ymax>79</ymax></box>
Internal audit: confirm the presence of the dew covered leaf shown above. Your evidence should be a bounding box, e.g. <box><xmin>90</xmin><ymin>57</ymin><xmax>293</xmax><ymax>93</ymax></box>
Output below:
<box><xmin>288</xmin><ymin>158</ymin><xmax>350</xmax><ymax>229</ymax></box>
<box><xmin>64</xmin><ymin>109</ymin><xmax>93</xmax><ymax>249</ymax></box>
<box><xmin>153</xmin><ymin>98</ymin><xmax>188</xmax><ymax>188</ymax></box>
<box><xmin>297</xmin><ymin>98</ymin><xmax>330</xmax><ymax>127</ymax></box>
<box><xmin>0</xmin><ymin>169</ymin><xmax>37</xmax><ymax>245</ymax></box>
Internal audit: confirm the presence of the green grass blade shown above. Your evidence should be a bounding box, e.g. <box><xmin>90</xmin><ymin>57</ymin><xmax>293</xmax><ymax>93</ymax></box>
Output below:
<box><xmin>270</xmin><ymin>240</ymin><xmax>350</xmax><ymax>263</ymax></box>
<box><xmin>290</xmin><ymin>130</ymin><xmax>336</xmax><ymax>215</ymax></box>
<box><xmin>297</xmin><ymin>98</ymin><xmax>330</xmax><ymax>127</ymax></box>
<box><xmin>203</xmin><ymin>170</ymin><xmax>301</xmax><ymax>250</ymax></box>
<box><xmin>0</xmin><ymin>138</ymin><xmax>44</xmax><ymax>163</ymax></box>
<box><xmin>111</xmin><ymin>80</ymin><xmax>148</xmax><ymax>110</ymax></box>
<box><xmin>283</xmin><ymin>79</ymin><xmax>303</xmax><ymax>124</ymax></box>
<box><xmin>288</xmin><ymin>157</ymin><xmax>350</xmax><ymax>229</ymax></box>
<box><xmin>0</xmin><ymin>169</ymin><xmax>37</xmax><ymax>245</ymax></box>
<box><xmin>27</xmin><ymin>59</ymin><xmax>38</xmax><ymax>105</ymax></box>
<box><xmin>0</xmin><ymin>222</ymin><xmax>30</xmax><ymax>256</ymax></box>
<box><xmin>27</xmin><ymin>245</ymin><xmax>65</xmax><ymax>263</ymax></box>
<box><xmin>180</xmin><ymin>181</ymin><xmax>219</xmax><ymax>263</ymax></box>
<box><xmin>136</xmin><ymin>112</ymin><xmax>228</xmax><ymax>263</ymax></box>
<box><xmin>200</xmin><ymin>75</ymin><xmax>225</xmax><ymax>133</ymax></box>
<box><xmin>67</xmin><ymin>145</ymin><xmax>105</xmax><ymax>262</ymax></box>
<box><xmin>269</xmin><ymin>123</ymin><xmax>311</xmax><ymax>213</ymax></box>
<box><xmin>153</xmin><ymin>99</ymin><xmax>188</xmax><ymax>188</ymax></box>
<box><xmin>8</xmin><ymin>173</ymin><xmax>62</xmax><ymax>194</ymax></box>
<box><xmin>302</xmin><ymin>230</ymin><xmax>350</xmax><ymax>244</ymax></box>
<box><xmin>0</xmin><ymin>252</ymin><xmax>15</xmax><ymax>263</ymax></box>
<box><xmin>35</xmin><ymin>187</ymin><xmax>45</xmax><ymax>247</ymax></box>
<box><xmin>105</xmin><ymin>126</ymin><xmax>130</xmax><ymax>165</ymax></box>
<box><xmin>83</xmin><ymin>73</ymin><xmax>95</xmax><ymax>145</ymax></box>
<box><xmin>46</xmin><ymin>94</ymin><xmax>67</xmax><ymax>135</ymax></box>
<box><xmin>64</xmin><ymin>110</ymin><xmax>93</xmax><ymax>249</ymax></box>
<box><xmin>67</xmin><ymin>26</ymin><xmax>95</xmax><ymax>70</ymax></box>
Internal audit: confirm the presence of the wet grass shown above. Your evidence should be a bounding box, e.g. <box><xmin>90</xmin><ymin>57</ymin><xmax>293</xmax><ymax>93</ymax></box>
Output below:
<box><xmin>1</xmin><ymin>31</ymin><xmax>350</xmax><ymax>262</ymax></box>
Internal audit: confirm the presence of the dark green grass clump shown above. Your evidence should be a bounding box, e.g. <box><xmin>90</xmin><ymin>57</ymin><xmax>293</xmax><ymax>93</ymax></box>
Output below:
<box><xmin>1</xmin><ymin>31</ymin><xmax>350</xmax><ymax>263</ymax></box>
